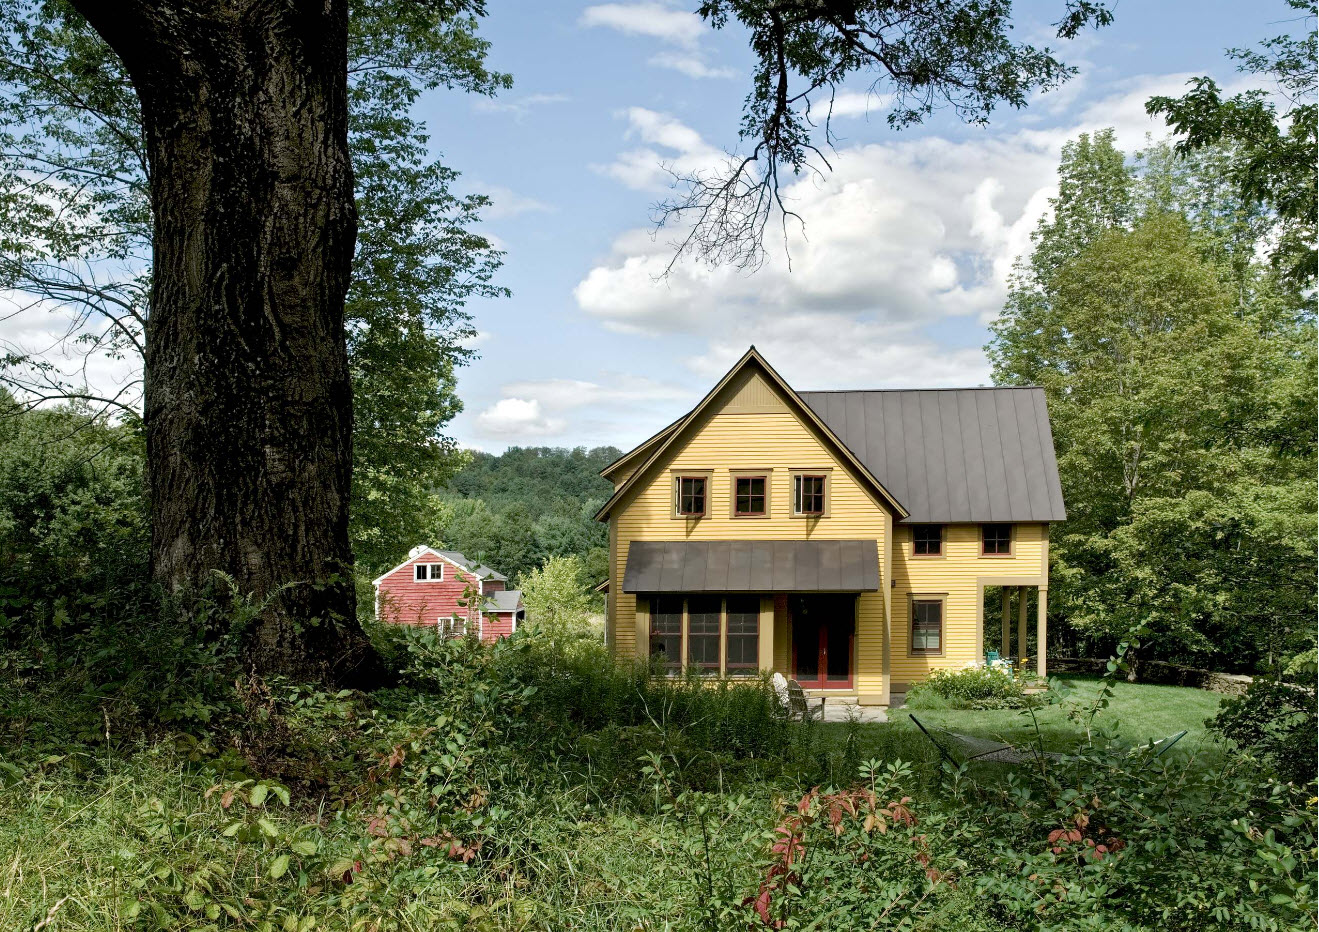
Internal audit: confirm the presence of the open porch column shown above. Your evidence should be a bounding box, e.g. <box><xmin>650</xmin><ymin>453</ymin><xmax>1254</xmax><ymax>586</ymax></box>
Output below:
<box><xmin>1000</xmin><ymin>588</ymin><xmax>1011</xmax><ymax>656</ymax></box>
<box><xmin>1017</xmin><ymin>587</ymin><xmax>1029</xmax><ymax>665</ymax></box>
<box><xmin>1036</xmin><ymin>588</ymin><xmax>1048</xmax><ymax>678</ymax></box>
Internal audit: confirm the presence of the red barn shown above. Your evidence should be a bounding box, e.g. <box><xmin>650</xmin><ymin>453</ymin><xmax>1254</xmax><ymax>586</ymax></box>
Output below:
<box><xmin>373</xmin><ymin>545</ymin><xmax>525</xmax><ymax>641</ymax></box>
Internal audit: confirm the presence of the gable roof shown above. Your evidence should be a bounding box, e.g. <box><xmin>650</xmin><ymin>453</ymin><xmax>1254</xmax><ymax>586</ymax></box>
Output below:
<box><xmin>371</xmin><ymin>546</ymin><xmax>509</xmax><ymax>587</ymax></box>
<box><xmin>594</xmin><ymin>347</ymin><xmax>908</xmax><ymax>522</ymax></box>
<box><xmin>798</xmin><ymin>388</ymin><xmax>1066</xmax><ymax>524</ymax></box>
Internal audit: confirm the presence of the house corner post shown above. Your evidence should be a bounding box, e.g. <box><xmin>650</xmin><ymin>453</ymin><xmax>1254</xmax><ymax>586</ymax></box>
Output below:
<box><xmin>758</xmin><ymin>596</ymin><xmax>775</xmax><ymax>673</ymax></box>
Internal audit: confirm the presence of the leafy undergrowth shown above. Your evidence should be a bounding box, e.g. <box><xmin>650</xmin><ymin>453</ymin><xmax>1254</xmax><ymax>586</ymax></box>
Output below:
<box><xmin>1</xmin><ymin>626</ymin><xmax>1315</xmax><ymax>931</ymax></box>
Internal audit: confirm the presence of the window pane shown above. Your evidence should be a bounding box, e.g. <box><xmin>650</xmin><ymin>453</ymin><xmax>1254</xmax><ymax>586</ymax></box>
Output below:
<box><xmin>415</xmin><ymin>565</ymin><xmax>426</xmax><ymax>580</ymax></box>
<box><xmin>726</xmin><ymin>596</ymin><xmax>759</xmax><ymax>672</ymax></box>
<box><xmin>982</xmin><ymin>524</ymin><xmax>1011</xmax><ymax>554</ymax></box>
<box><xmin>687</xmin><ymin>596</ymin><xmax>721</xmax><ymax>671</ymax></box>
<box><xmin>650</xmin><ymin>596</ymin><xmax>682</xmax><ymax>669</ymax></box>
<box><xmin>911</xmin><ymin>600</ymin><xmax>942</xmax><ymax>653</ymax></box>
<box><xmin>678</xmin><ymin>476</ymin><xmax>706</xmax><ymax>515</ymax></box>
<box><xmin>735</xmin><ymin>476</ymin><xmax>766</xmax><ymax>515</ymax></box>
<box><xmin>913</xmin><ymin>526</ymin><xmax>942</xmax><ymax>555</ymax></box>
<box><xmin>795</xmin><ymin>475</ymin><xmax>825</xmax><ymax>514</ymax></box>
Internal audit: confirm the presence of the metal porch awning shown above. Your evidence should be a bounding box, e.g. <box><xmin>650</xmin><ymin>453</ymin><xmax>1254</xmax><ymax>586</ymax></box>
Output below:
<box><xmin>622</xmin><ymin>539</ymin><xmax>879</xmax><ymax>593</ymax></box>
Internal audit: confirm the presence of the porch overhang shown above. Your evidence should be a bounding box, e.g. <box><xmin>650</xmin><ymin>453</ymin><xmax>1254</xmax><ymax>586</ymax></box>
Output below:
<box><xmin>622</xmin><ymin>540</ymin><xmax>880</xmax><ymax>594</ymax></box>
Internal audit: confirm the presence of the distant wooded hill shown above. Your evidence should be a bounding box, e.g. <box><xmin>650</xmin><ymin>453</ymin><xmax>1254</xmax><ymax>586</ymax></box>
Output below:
<box><xmin>437</xmin><ymin>446</ymin><xmax>621</xmax><ymax>586</ymax></box>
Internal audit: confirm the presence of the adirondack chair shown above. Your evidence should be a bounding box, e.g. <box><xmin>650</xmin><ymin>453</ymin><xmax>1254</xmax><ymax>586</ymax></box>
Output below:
<box><xmin>785</xmin><ymin>678</ymin><xmax>826</xmax><ymax>722</ymax></box>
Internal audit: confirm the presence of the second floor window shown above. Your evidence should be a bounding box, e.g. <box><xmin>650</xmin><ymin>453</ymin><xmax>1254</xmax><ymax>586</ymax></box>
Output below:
<box><xmin>676</xmin><ymin>476</ymin><xmax>707</xmax><ymax>516</ymax></box>
<box><xmin>912</xmin><ymin>525</ymin><xmax>943</xmax><ymax>556</ymax></box>
<box><xmin>734</xmin><ymin>476</ymin><xmax>767</xmax><ymax>516</ymax></box>
<box><xmin>982</xmin><ymin>524</ymin><xmax>1012</xmax><ymax>555</ymax></box>
<box><xmin>794</xmin><ymin>474</ymin><xmax>826</xmax><ymax>515</ymax></box>
<box><xmin>415</xmin><ymin>563</ymin><xmax>443</xmax><ymax>581</ymax></box>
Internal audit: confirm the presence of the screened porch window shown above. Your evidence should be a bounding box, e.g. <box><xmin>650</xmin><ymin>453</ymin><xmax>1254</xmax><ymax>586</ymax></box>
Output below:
<box><xmin>686</xmin><ymin>596</ymin><xmax>722</xmax><ymax>673</ymax></box>
<box><xmin>649</xmin><ymin>596</ymin><xmax>683</xmax><ymax>671</ymax></box>
<box><xmin>725</xmin><ymin>596</ymin><xmax>760</xmax><ymax>675</ymax></box>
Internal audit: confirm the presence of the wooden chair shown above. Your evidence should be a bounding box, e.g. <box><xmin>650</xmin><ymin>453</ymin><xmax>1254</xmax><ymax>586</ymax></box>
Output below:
<box><xmin>785</xmin><ymin>678</ymin><xmax>826</xmax><ymax>722</ymax></box>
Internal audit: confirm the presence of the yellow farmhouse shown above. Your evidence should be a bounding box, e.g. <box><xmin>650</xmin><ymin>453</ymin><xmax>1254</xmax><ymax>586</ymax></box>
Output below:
<box><xmin>595</xmin><ymin>347</ymin><xmax>1066</xmax><ymax>705</ymax></box>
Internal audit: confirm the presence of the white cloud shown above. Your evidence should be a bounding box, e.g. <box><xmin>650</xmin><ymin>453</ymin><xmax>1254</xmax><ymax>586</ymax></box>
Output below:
<box><xmin>592</xmin><ymin>107</ymin><xmax>724</xmax><ymax>191</ymax></box>
<box><xmin>581</xmin><ymin>2</ymin><xmax>733</xmax><ymax>80</ymax></box>
<box><xmin>580</xmin><ymin>2</ymin><xmax>703</xmax><ymax>46</ymax></box>
<box><xmin>477</xmin><ymin>184</ymin><xmax>553</xmax><ymax>220</ymax></box>
<box><xmin>574</xmin><ymin>74</ymin><xmax>1200</xmax><ymax>393</ymax></box>
<box><xmin>648</xmin><ymin>51</ymin><xmax>735</xmax><ymax>80</ymax></box>
<box><xmin>472</xmin><ymin>93</ymin><xmax>570</xmax><ymax>120</ymax></box>
<box><xmin>820</xmin><ymin>89</ymin><xmax>894</xmax><ymax>119</ymax></box>
<box><xmin>474</xmin><ymin>398</ymin><xmax>566</xmax><ymax>437</ymax></box>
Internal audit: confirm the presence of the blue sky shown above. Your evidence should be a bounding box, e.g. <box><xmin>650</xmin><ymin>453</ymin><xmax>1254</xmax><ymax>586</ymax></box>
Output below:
<box><xmin>422</xmin><ymin>1</ymin><xmax>1285</xmax><ymax>455</ymax></box>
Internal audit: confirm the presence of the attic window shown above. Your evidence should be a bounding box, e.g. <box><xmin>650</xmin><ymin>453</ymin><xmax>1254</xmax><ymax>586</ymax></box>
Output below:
<box><xmin>676</xmin><ymin>476</ymin><xmax>707</xmax><ymax>517</ymax></box>
<box><xmin>733</xmin><ymin>475</ymin><xmax>767</xmax><ymax>516</ymax></box>
<box><xmin>793</xmin><ymin>474</ymin><xmax>826</xmax><ymax>516</ymax></box>
<box><xmin>415</xmin><ymin>563</ymin><xmax>443</xmax><ymax>581</ymax></box>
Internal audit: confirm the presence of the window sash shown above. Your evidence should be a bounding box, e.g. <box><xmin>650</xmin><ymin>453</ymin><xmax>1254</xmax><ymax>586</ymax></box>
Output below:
<box><xmin>687</xmin><ymin>596</ymin><xmax>721</xmax><ymax>672</ymax></box>
<box><xmin>910</xmin><ymin>600</ymin><xmax>943</xmax><ymax>654</ymax></box>
<box><xmin>794</xmin><ymin>475</ymin><xmax>826</xmax><ymax>514</ymax></box>
<box><xmin>734</xmin><ymin>476</ymin><xmax>766</xmax><ymax>516</ymax></box>
<box><xmin>725</xmin><ymin>596</ymin><xmax>760</xmax><ymax>672</ymax></box>
<box><xmin>677</xmin><ymin>476</ymin><xmax>707</xmax><ymax>515</ymax></box>
<box><xmin>416</xmin><ymin>563</ymin><xmax>442</xmax><ymax>580</ymax></box>
<box><xmin>649</xmin><ymin>596</ymin><xmax>683</xmax><ymax>670</ymax></box>
<box><xmin>981</xmin><ymin>524</ymin><xmax>1011</xmax><ymax>555</ymax></box>
<box><xmin>913</xmin><ymin>526</ymin><xmax>943</xmax><ymax>556</ymax></box>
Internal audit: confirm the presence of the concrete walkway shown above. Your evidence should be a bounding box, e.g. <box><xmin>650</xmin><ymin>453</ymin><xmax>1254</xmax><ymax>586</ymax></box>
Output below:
<box><xmin>818</xmin><ymin>701</ymin><xmax>888</xmax><ymax>723</ymax></box>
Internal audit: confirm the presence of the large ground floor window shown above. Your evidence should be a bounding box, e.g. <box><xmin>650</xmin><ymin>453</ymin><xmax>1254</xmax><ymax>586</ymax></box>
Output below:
<box><xmin>647</xmin><ymin>594</ymin><xmax>762</xmax><ymax>676</ymax></box>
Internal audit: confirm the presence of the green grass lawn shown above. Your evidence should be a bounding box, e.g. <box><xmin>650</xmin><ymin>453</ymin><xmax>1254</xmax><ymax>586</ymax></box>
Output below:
<box><xmin>816</xmin><ymin>676</ymin><xmax>1229</xmax><ymax>772</ymax></box>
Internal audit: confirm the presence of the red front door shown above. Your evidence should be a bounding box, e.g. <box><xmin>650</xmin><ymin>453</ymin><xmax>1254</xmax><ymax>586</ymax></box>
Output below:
<box><xmin>790</xmin><ymin>595</ymin><xmax>855</xmax><ymax>689</ymax></box>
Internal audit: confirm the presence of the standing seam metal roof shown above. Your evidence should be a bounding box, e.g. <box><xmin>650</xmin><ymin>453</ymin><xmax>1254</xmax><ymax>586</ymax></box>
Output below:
<box><xmin>798</xmin><ymin>387</ymin><xmax>1066</xmax><ymax>524</ymax></box>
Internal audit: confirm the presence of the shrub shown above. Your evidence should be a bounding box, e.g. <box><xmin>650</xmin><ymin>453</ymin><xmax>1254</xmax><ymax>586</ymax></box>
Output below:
<box><xmin>906</xmin><ymin>665</ymin><xmax>1027</xmax><ymax>710</ymax></box>
<box><xmin>1210</xmin><ymin>676</ymin><xmax>1318</xmax><ymax>785</ymax></box>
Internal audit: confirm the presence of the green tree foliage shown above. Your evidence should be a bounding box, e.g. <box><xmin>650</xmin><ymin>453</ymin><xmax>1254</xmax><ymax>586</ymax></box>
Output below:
<box><xmin>520</xmin><ymin>554</ymin><xmax>598</xmax><ymax>638</ymax></box>
<box><xmin>989</xmin><ymin>132</ymin><xmax>1317</xmax><ymax>671</ymax></box>
<box><xmin>1146</xmin><ymin>0</ymin><xmax>1317</xmax><ymax>284</ymax></box>
<box><xmin>0</xmin><ymin>394</ymin><xmax>148</xmax><ymax>626</ymax></box>
<box><xmin>434</xmin><ymin>447</ymin><xmax>617</xmax><ymax>584</ymax></box>
<box><xmin>0</xmin><ymin>0</ymin><xmax>509</xmax><ymax>577</ymax></box>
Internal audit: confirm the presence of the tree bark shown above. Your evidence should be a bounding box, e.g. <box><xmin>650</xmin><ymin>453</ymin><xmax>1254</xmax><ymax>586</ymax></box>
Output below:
<box><xmin>71</xmin><ymin>0</ymin><xmax>375</xmax><ymax>683</ymax></box>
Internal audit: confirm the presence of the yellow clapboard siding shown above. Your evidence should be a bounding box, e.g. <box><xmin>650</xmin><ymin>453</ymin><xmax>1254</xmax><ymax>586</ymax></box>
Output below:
<box><xmin>612</xmin><ymin>387</ymin><xmax>893</xmax><ymax>664</ymax></box>
<box><xmin>890</xmin><ymin>522</ymin><xmax>1045</xmax><ymax>682</ymax></box>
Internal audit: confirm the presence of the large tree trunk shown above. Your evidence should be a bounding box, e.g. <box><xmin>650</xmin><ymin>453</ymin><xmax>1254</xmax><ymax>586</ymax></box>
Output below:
<box><xmin>72</xmin><ymin>1</ymin><xmax>374</xmax><ymax>683</ymax></box>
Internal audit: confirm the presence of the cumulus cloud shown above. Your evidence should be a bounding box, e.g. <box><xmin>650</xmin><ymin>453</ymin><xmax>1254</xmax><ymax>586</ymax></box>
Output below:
<box><xmin>592</xmin><ymin>107</ymin><xmax>725</xmax><ymax>192</ymax></box>
<box><xmin>581</xmin><ymin>2</ymin><xmax>732</xmax><ymax>80</ymax></box>
<box><xmin>474</xmin><ymin>398</ymin><xmax>566</xmax><ymax>438</ymax></box>
<box><xmin>576</xmin><ymin>72</ymin><xmax>1195</xmax><ymax>372</ymax></box>
<box><xmin>820</xmin><ymin>89</ymin><xmax>895</xmax><ymax>119</ymax></box>
<box><xmin>468</xmin><ymin>371</ymin><xmax>696</xmax><ymax>446</ymax></box>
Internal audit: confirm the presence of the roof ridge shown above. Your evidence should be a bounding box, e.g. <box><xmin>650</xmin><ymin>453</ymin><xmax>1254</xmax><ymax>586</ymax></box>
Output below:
<box><xmin>799</xmin><ymin>385</ymin><xmax>1041</xmax><ymax>394</ymax></box>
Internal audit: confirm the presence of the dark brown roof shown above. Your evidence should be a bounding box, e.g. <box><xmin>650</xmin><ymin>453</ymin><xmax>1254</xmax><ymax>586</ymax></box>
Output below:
<box><xmin>622</xmin><ymin>540</ymin><xmax>880</xmax><ymax>593</ymax></box>
<box><xmin>798</xmin><ymin>387</ymin><xmax>1066</xmax><ymax>524</ymax></box>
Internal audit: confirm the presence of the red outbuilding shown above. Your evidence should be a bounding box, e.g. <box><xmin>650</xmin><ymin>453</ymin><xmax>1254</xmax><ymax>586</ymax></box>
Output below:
<box><xmin>373</xmin><ymin>545</ymin><xmax>525</xmax><ymax>641</ymax></box>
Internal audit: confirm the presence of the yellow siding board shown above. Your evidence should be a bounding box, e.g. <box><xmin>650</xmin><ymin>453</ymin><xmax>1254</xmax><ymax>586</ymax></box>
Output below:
<box><xmin>890</xmin><ymin>523</ymin><xmax>1046</xmax><ymax>682</ymax></box>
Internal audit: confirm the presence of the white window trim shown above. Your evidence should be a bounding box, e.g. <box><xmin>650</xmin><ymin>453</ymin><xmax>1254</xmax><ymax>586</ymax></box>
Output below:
<box><xmin>415</xmin><ymin>562</ymin><xmax>444</xmax><ymax>581</ymax></box>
